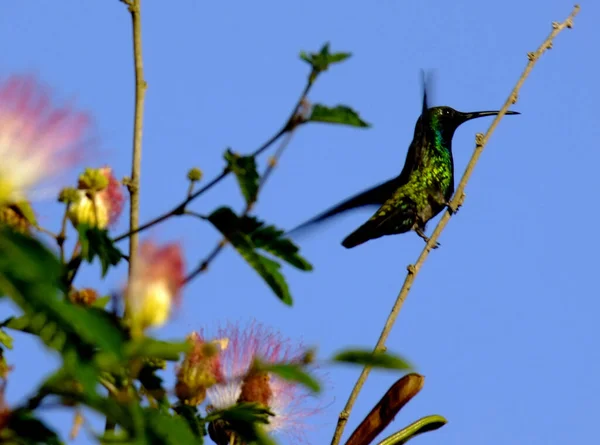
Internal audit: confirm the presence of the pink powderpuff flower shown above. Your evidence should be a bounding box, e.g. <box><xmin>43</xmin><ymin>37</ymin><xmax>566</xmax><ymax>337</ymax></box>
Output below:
<box><xmin>0</xmin><ymin>76</ymin><xmax>92</xmax><ymax>204</ymax></box>
<box><xmin>68</xmin><ymin>166</ymin><xmax>125</xmax><ymax>229</ymax></box>
<box><xmin>205</xmin><ymin>321</ymin><xmax>324</xmax><ymax>443</ymax></box>
<box><xmin>125</xmin><ymin>240</ymin><xmax>185</xmax><ymax>334</ymax></box>
<box><xmin>175</xmin><ymin>332</ymin><xmax>227</xmax><ymax>406</ymax></box>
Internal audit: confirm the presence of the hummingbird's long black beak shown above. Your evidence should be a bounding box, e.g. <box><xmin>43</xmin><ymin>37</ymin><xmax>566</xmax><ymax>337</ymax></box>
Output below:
<box><xmin>462</xmin><ymin>110</ymin><xmax>520</xmax><ymax>122</ymax></box>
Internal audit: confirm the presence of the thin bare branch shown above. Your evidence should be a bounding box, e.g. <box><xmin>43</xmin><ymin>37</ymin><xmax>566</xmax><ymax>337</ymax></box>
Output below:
<box><xmin>330</xmin><ymin>5</ymin><xmax>580</xmax><ymax>445</ymax></box>
<box><xmin>124</xmin><ymin>0</ymin><xmax>147</xmax><ymax>276</ymax></box>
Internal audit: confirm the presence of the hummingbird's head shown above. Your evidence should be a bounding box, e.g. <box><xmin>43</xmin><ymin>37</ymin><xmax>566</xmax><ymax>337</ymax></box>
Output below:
<box><xmin>426</xmin><ymin>106</ymin><xmax>520</xmax><ymax>140</ymax></box>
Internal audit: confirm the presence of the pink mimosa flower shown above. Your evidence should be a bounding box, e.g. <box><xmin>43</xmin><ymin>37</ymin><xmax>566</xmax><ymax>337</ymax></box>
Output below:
<box><xmin>68</xmin><ymin>166</ymin><xmax>125</xmax><ymax>229</ymax></box>
<box><xmin>176</xmin><ymin>332</ymin><xmax>226</xmax><ymax>406</ymax></box>
<box><xmin>0</xmin><ymin>76</ymin><xmax>91</xmax><ymax>204</ymax></box>
<box><xmin>125</xmin><ymin>240</ymin><xmax>185</xmax><ymax>333</ymax></box>
<box><xmin>205</xmin><ymin>321</ymin><xmax>323</xmax><ymax>443</ymax></box>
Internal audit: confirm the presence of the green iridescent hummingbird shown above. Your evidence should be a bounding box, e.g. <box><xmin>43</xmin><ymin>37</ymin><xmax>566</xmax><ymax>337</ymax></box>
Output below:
<box><xmin>289</xmin><ymin>73</ymin><xmax>520</xmax><ymax>248</ymax></box>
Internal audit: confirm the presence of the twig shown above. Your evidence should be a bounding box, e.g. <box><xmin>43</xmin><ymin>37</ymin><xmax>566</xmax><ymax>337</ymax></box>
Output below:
<box><xmin>107</xmin><ymin>0</ymin><xmax>147</xmax><ymax>435</ymax></box>
<box><xmin>112</xmin><ymin>70</ymin><xmax>316</xmax><ymax>244</ymax></box>
<box><xmin>182</xmin><ymin>125</ymin><xmax>300</xmax><ymax>284</ymax></box>
<box><xmin>123</xmin><ymin>0</ymin><xmax>147</xmax><ymax>276</ymax></box>
<box><xmin>329</xmin><ymin>5</ymin><xmax>580</xmax><ymax>445</ymax></box>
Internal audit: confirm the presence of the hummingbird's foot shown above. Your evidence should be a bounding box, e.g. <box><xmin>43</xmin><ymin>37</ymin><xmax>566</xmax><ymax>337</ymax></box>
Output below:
<box><xmin>446</xmin><ymin>201</ymin><xmax>461</xmax><ymax>215</ymax></box>
<box><xmin>415</xmin><ymin>228</ymin><xmax>440</xmax><ymax>249</ymax></box>
<box><xmin>446</xmin><ymin>192</ymin><xmax>466</xmax><ymax>214</ymax></box>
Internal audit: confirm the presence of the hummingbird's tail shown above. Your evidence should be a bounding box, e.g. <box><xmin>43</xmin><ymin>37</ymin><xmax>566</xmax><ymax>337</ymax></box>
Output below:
<box><xmin>341</xmin><ymin>220</ymin><xmax>381</xmax><ymax>249</ymax></box>
<box><xmin>341</xmin><ymin>197</ymin><xmax>418</xmax><ymax>248</ymax></box>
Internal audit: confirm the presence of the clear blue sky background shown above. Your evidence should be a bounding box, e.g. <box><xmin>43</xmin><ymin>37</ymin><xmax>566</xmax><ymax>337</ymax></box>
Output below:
<box><xmin>1</xmin><ymin>1</ymin><xmax>598</xmax><ymax>444</ymax></box>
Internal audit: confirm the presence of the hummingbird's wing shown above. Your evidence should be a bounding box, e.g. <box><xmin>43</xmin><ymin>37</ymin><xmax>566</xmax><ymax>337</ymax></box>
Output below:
<box><xmin>286</xmin><ymin>177</ymin><xmax>402</xmax><ymax>237</ymax></box>
<box><xmin>395</xmin><ymin>70</ymin><xmax>431</xmax><ymax>183</ymax></box>
<box><xmin>287</xmin><ymin>71</ymin><xmax>432</xmax><ymax>241</ymax></box>
<box><xmin>341</xmin><ymin>195</ymin><xmax>418</xmax><ymax>249</ymax></box>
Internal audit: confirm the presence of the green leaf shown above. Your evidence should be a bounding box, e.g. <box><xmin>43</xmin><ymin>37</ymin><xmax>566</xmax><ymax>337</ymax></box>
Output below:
<box><xmin>207</xmin><ymin>402</ymin><xmax>273</xmax><ymax>426</ymax></box>
<box><xmin>300</xmin><ymin>42</ymin><xmax>352</xmax><ymax>73</ymax></box>
<box><xmin>37</xmin><ymin>367</ymin><xmax>145</xmax><ymax>438</ymax></box>
<box><xmin>309</xmin><ymin>104</ymin><xmax>370</xmax><ymax>128</ymax></box>
<box><xmin>173</xmin><ymin>404</ymin><xmax>206</xmax><ymax>439</ymax></box>
<box><xmin>139</xmin><ymin>365</ymin><xmax>170</xmax><ymax>412</ymax></box>
<box><xmin>239</xmin><ymin>216</ymin><xmax>313</xmax><ymax>271</ymax></box>
<box><xmin>255</xmin><ymin>360</ymin><xmax>320</xmax><ymax>393</ymax></box>
<box><xmin>2</xmin><ymin>409</ymin><xmax>62</xmax><ymax>445</ymax></box>
<box><xmin>0</xmin><ymin>228</ymin><xmax>62</xmax><ymax>298</ymax></box>
<box><xmin>12</xmin><ymin>200</ymin><xmax>38</xmax><ymax>226</ymax></box>
<box><xmin>144</xmin><ymin>408</ymin><xmax>199</xmax><ymax>445</ymax></box>
<box><xmin>333</xmin><ymin>349</ymin><xmax>413</xmax><ymax>371</ymax></box>
<box><xmin>377</xmin><ymin>415</ymin><xmax>447</xmax><ymax>445</ymax></box>
<box><xmin>208</xmin><ymin>207</ymin><xmax>296</xmax><ymax>305</ymax></box>
<box><xmin>125</xmin><ymin>338</ymin><xmax>190</xmax><ymax>362</ymax></box>
<box><xmin>0</xmin><ymin>328</ymin><xmax>12</xmax><ymax>349</ymax></box>
<box><xmin>224</xmin><ymin>149</ymin><xmax>260</xmax><ymax>205</ymax></box>
<box><xmin>77</xmin><ymin>224</ymin><xmax>123</xmax><ymax>277</ymax></box>
<box><xmin>207</xmin><ymin>403</ymin><xmax>276</xmax><ymax>445</ymax></box>
<box><xmin>0</xmin><ymin>229</ymin><xmax>126</xmax><ymax>365</ymax></box>
<box><xmin>92</xmin><ymin>295</ymin><xmax>112</xmax><ymax>309</ymax></box>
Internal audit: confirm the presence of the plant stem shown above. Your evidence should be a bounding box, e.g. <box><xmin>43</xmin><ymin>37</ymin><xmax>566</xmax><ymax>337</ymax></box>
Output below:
<box><xmin>125</xmin><ymin>0</ymin><xmax>147</xmax><ymax>277</ymax></box>
<box><xmin>330</xmin><ymin>5</ymin><xmax>580</xmax><ymax>445</ymax></box>
<box><xmin>112</xmin><ymin>70</ymin><xmax>316</xmax><ymax>244</ymax></box>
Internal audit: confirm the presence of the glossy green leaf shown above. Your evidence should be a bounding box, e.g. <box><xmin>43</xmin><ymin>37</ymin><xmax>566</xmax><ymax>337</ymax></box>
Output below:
<box><xmin>377</xmin><ymin>415</ymin><xmax>447</xmax><ymax>445</ymax></box>
<box><xmin>12</xmin><ymin>200</ymin><xmax>37</xmax><ymax>226</ymax></box>
<box><xmin>1</xmin><ymin>409</ymin><xmax>62</xmax><ymax>445</ymax></box>
<box><xmin>300</xmin><ymin>42</ymin><xmax>352</xmax><ymax>73</ymax></box>
<box><xmin>256</xmin><ymin>360</ymin><xmax>320</xmax><ymax>393</ymax></box>
<box><xmin>173</xmin><ymin>404</ymin><xmax>206</xmax><ymax>439</ymax></box>
<box><xmin>92</xmin><ymin>295</ymin><xmax>112</xmax><ymax>309</ymax></box>
<box><xmin>125</xmin><ymin>338</ymin><xmax>190</xmax><ymax>362</ymax></box>
<box><xmin>144</xmin><ymin>408</ymin><xmax>199</xmax><ymax>445</ymax></box>
<box><xmin>207</xmin><ymin>403</ymin><xmax>276</xmax><ymax>445</ymax></box>
<box><xmin>333</xmin><ymin>349</ymin><xmax>413</xmax><ymax>371</ymax></box>
<box><xmin>138</xmin><ymin>363</ymin><xmax>168</xmax><ymax>409</ymax></box>
<box><xmin>77</xmin><ymin>224</ymin><xmax>123</xmax><ymax>277</ymax></box>
<box><xmin>207</xmin><ymin>402</ymin><xmax>273</xmax><ymax>425</ymax></box>
<box><xmin>0</xmin><ymin>328</ymin><xmax>12</xmax><ymax>349</ymax></box>
<box><xmin>309</xmin><ymin>104</ymin><xmax>370</xmax><ymax>128</ymax></box>
<box><xmin>0</xmin><ymin>229</ymin><xmax>126</xmax><ymax>365</ymax></box>
<box><xmin>224</xmin><ymin>149</ymin><xmax>260</xmax><ymax>205</ymax></box>
<box><xmin>240</xmin><ymin>216</ymin><xmax>313</xmax><ymax>271</ymax></box>
<box><xmin>38</xmin><ymin>368</ymin><xmax>144</xmax><ymax>438</ymax></box>
<box><xmin>208</xmin><ymin>207</ymin><xmax>295</xmax><ymax>305</ymax></box>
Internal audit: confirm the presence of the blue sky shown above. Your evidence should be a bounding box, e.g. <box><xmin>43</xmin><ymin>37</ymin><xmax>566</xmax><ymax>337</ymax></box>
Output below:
<box><xmin>1</xmin><ymin>1</ymin><xmax>598</xmax><ymax>444</ymax></box>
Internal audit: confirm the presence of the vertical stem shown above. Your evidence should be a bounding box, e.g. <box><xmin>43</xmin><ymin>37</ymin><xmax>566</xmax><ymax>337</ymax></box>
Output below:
<box><xmin>105</xmin><ymin>0</ymin><xmax>147</xmax><ymax>435</ymax></box>
<box><xmin>126</xmin><ymin>0</ymin><xmax>147</xmax><ymax>278</ymax></box>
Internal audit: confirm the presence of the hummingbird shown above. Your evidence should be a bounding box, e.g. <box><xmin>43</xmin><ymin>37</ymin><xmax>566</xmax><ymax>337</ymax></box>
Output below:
<box><xmin>289</xmin><ymin>74</ymin><xmax>520</xmax><ymax>249</ymax></box>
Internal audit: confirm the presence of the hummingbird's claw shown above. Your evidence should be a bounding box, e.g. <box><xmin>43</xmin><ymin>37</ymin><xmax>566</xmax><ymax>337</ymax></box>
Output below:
<box><xmin>415</xmin><ymin>228</ymin><xmax>440</xmax><ymax>249</ymax></box>
<box><xmin>446</xmin><ymin>201</ymin><xmax>461</xmax><ymax>215</ymax></box>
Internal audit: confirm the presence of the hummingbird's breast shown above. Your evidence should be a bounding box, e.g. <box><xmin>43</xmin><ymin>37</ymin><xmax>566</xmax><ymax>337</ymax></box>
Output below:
<box><xmin>423</xmin><ymin>144</ymin><xmax>454</xmax><ymax>196</ymax></box>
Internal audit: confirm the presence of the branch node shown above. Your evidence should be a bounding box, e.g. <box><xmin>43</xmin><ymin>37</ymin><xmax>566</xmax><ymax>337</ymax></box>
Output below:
<box><xmin>510</xmin><ymin>92</ymin><xmax>518</xmax><ymax>104</ymax></box>
<box><xmin>475</xmin><ymin>133</ymin><xmax>484</xmax><ymax>147</ymax></box>
<box><xmin>407</xmin><ymin>265</ymin><xmax>416</xmax><ymax>275</ymax></box>
<box><xmin>527</xmin><ymin>52</ymin><xmax>537</xmax><ymax>61</ymax></box>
